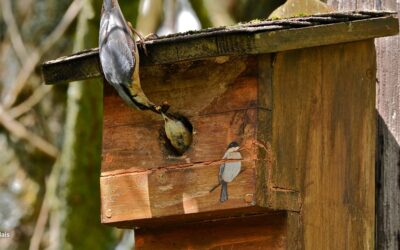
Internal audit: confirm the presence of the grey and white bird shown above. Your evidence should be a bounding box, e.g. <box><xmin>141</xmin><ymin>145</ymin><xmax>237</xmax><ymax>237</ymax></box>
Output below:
<box><xmin>99</xmin><ymin>0</ymin><xmax>162</xmax><ymax>113</ymax></box>
<box><xmin>219</xmin><ymin>142</ymin><xmax>242</xmax><ymax>203</ymax></box>
<box><xmin>161</xmin><ymin>112</ymin><xmax>193</xmax><ymax>155</ymax></box>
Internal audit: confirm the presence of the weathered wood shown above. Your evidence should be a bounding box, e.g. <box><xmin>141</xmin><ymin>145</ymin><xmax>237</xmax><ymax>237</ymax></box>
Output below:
<box><xmin>41</xmin><ymin>12</ymin><xmax>398</xmax><ymax>84</ymax></box>
<box><xmin>100</xmin><ymin>55</ymin><xmax>301</xmax><ymax>226</ymax></box>
<box><xmin>375</xmin><ymin>16</ymin><xmax>400</xmax><ymax>249</ymax></box>
<box><xmin>100</xmin><ymin>54</ymin><xmax>306</xmax><ymax>226</ymax></box>
<box><xmin>100</xmin><ymin>39</ymin><xmax>380</xmax><ymax>244</ymax></box>
<box><xmin>101</xmin><ymin>161</ymin><xmax>257</xmax><ymax>223</ymax></box>
<box><xmin>272</xmin><ymin>40</ymin><xmax>376</xmax><ymax>249</ymax></box>
<box><xmin>135</xmin><ymin>213</ymin><xmax>288</xmax><ymax>250</ymax></box>
<box><xmin>101</xmin><ymin>56</ymin><xmax>260</xmax><ymax>226</ymax></box>
<box><xmin>325</xmin><ymin>2</ymin><xmax>400</xmax><ymax>250</ymax></box>
<box><xmin>101</xmin><ymin>57</ymin><xmax>258</xmax><ymax>174</ymax></box>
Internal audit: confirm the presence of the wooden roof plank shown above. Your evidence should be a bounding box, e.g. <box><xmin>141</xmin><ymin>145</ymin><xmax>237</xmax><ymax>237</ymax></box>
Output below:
<box><xmin>42</xmin><ymin>13</ymin><xmax>399</xmax><ymax>84</ymax></box>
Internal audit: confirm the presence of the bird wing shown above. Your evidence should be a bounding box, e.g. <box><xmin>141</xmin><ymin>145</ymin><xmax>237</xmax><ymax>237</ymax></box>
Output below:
<box><xmin>99</xmin><ymin>5</ymin><xmax>154</xmax><ymax>111</ymax></box>
<box><xmin>100</xmin><ymin>38</ymin><xmax>134</xmax><ymax>83</ymax></box>
<box><xmin>219</xmin><ymin>163</ymin><xmax>225</xmax><ymax>183</ymax></box>
<box><xmin>221</xmin><ymin>161</ymin><xmax>241</xmax><ymax>182</ymax></box>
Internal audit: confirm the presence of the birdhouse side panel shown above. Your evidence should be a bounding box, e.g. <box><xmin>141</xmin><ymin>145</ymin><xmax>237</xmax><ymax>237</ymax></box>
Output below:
<box><xmin>271</xmin><ymin>40</ymin><xmax>376</xmax><ymax>249</ymax></box>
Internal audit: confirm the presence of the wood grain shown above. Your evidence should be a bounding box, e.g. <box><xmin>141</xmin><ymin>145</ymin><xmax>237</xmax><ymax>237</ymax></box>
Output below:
<box><xmin>41</xmin><ymin>14</ymin><xmax>398</xmax><ymax>84</ymax></box>
<box><xmin>135</xmin><ymin>213</ymin><xmax>288</xmax><ymax>250</ymax></box>
<box><xmin>100</xmin><ymin>53</ymin><xmax>302</xmax><ymax>226</ymax></box>
<box><xmin>272</xmin><ymin>40</ymin><xmax>376</xmax><ymax>249</ymax></box>
<box><xmin>100</xmin><ymin>161</ymin><xmax>256</xmax><ymax>224</ymax></box>
<box><xmin>102</xmin><ymin>57</ymin><xmax>258</xmax><ymax>174</ymax></box>
<box><xmin>327</xmin><ymin>1</ymin><xmax>400</xmax><ymax>250</ymax></box>
<box><xmin>102</xmin><ymin>109</ymin><xmax>257</xmax><ymax>174</ymax></box>
<box><xmin>101</xmin><ymin>56</ymin><xmax>271</xmax><ymax>226</ymax></box>
<box><xmin>102</xmin><ymin>56</ymin><xmax>258</xmax><ymax>128</ymax></box>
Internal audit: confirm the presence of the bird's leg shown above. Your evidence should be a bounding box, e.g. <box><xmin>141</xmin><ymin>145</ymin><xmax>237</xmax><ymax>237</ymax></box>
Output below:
<box><xmin>160</xmin><ymin>101</ymin><xmax>170</xmax><ymax>113</ymax></box>
<box><xmin>147</xmin><ymin>102</ymin><xmax>170</xmax><ymax>115</ymax></box>
<box><xmin>143</xmin><ymin>33</ymin><xmax>158</xmax><ymax>40</ymax></box>
<box><xmin>209</xmin><ymin>169</ymin><xmax>246</xmax><ymax>193</ymax></box>
<box><xmin>127</xmin><ymin>22</ymin><xmax>155</xmax><ymax>56</ymax></box>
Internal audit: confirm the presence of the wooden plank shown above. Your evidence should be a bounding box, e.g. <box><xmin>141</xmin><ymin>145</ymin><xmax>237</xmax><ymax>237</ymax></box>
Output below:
<box><xmin>326</xmin><ymin>1</ymin><xmax>400</xmax><ymax>249</ymax></box>
<box><xmin>100</xmin><ymin>56</ymin><xmax>264</xmax><ymax>225</ymax></box>
<box><xmin>41</xmin><ymin>14</ymin><xmax>398</xmax><ymax>84</ymax></box>
<box><xmin>100</xmin><ymin>161</ymin><xmax>256</xmax><ymax>224</ymax></box>
<box><xmin>102</xmin><ymin>109</ymin><xmax>257</xmax><ymax>174</ymax></box>
<box><xmin>102</xmin><ymin>56</ymin><xmax>258</xmax><ymax>128</ymax></box>
<box><xmin>101</xmin><ymin>56</ymin><xmax>259</xmax><ymax>174</ymax></box>
<box><xmin>100</xmin><ymin>54</ymin><xmax>300</xmax><ymax>226</ymax></box>
<box><xmin>273</xmin><ymin>40</ymin><xmax>376</xmax><ymax>249</ymax></box>
<box><xmin>135</xmin><ymin>213</ymin><xmax>288</xmax><ymax>250</ymax></box>
<box><xmin>375</xmin><ymin>25</ymin><xmax>400</xmax><ymax>250</ymax></box>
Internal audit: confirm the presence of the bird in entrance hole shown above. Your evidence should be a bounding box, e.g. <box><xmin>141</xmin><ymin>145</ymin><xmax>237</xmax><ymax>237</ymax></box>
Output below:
<box><xmin>99</xmin><ymin>0</ymin><xmax>165</xmax><ymax>114</ymax></box>
<box><xmin>219</xmin><ymin>142</ymin><xmax>242</xmax><ymax>202</ymax></box>
<box><xmin>161</xmin><ymin>112</ymin><xmax>193</xmax><ymax>155</ymax></box>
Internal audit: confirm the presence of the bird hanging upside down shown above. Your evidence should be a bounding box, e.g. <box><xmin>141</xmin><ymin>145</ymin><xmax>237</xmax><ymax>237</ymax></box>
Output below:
<box><xmin>100</xmin><ymin>0</ymin><xmax>192</xmax><ymax>155</ymax></box>
<box><xmin>99</xmin><ymin>0</ymin><xmax>164</xmax><ymax>113</ymax></box>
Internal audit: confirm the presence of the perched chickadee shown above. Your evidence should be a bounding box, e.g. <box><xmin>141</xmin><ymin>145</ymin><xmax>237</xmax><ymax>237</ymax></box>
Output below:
<box><xmin>99</xmin><ymin>0</ymin><xmax>162</xmax><ymax>113</ymax></box>
<box><xmin>161</xmin><ymin>112</ymin><xmax>193</xmax><ymax>155</ymax></box>
<box><xmin>219</xmin><ymin>142</ymin><xmax>242</xmax><ymax>203</ymax></box>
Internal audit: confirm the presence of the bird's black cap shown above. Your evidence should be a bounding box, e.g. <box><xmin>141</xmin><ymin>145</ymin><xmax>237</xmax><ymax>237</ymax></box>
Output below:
<box><xmin>227</xmin><ymin>141</ymin><xmax>239</xmax><ymax>149</ymax></box>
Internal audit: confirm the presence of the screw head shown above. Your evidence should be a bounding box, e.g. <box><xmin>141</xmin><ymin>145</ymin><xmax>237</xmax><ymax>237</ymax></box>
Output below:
<box><xmin>105</xmin><ymin>208</ymin><xmax>112</xmax><ymax>218</ymax></box>
<box><xmin>244</xmin><ymin>194</ymin><xmax>254</xmax><ymax>203</ymax></box>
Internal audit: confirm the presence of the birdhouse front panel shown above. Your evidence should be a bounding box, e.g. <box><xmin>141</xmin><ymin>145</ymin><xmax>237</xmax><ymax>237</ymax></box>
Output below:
<box><xmin>100</xmin><ymin>55</ymin><xmax>278</xmax><ymax>226</ymax></box>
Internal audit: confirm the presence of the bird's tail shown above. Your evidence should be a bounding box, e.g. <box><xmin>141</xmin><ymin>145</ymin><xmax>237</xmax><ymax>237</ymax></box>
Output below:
<box><xmin>220</xmin><ymin>182</ymin><xmax>228</xmax><ymax>203</ymax></box>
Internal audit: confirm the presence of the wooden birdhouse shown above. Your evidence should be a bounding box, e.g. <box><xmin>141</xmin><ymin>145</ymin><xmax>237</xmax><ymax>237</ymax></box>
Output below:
<box><xmin>42</xmin><ymin>11</ymin><xmax>398</xmax><ymax>249</ymax></box>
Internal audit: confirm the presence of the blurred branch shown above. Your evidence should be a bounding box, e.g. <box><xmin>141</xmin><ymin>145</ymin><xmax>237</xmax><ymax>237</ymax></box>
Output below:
<box><xmin>29</xmin><ymin>197</ymin><xmax>49</xmax><ymax>250</ymax></box>
<box><xmin>164</xmin><ymin>0</ymin><xmax>177</xmax><ymax>32</ymax></box>
<box><xmin>203</xmin><ymin>0</ymin><xmax>235</xmax><ymax>26</ymax></box>
<box><xmin>2</xmin><ymin>0</ymin><xmax>84</xmax><ymax>109</ymax></box>
<box><xmin>188</xmin><ymin>0</ymin><xmax>213</xmax><ymax>28</ymax></box>
<box><xmin>0</xmin><ymin>105</ymin><xmax>58</xmax><ymax>158</ymax></box>
<box><xmin>29</xmin><ymin>157</ymin><xmax>62</xmax><ymax>250</ymax></box>
<box><xmin>9</xmin><ymin>85</ymin><xmax>53</xmax><ymax>118</ymax></box>
<box><xmin>136</xmin><ymin>0</ymin><xmax>163</xmax><ymax>35</ymax></box>
<box><xmin>0</xmin><ymin>0</ymin><xmax>28</xmax><ymax>63</ymax></box>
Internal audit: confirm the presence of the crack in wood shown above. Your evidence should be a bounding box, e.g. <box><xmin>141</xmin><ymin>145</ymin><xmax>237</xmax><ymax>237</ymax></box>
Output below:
<box><xmin>101</xmin><ymin>158</ymin><xmax>252</xmax><ymax>177</ymax></box>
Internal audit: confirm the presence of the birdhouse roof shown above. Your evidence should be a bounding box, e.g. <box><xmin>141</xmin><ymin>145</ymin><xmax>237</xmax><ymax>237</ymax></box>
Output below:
<box><xmin>42</xmin><ymin>11</ymin><xmax>398</xmax><ymax>84</ymax></box>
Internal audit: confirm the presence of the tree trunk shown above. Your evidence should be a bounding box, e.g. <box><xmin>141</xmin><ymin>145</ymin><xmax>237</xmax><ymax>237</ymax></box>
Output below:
<box><xmin>57</xmin><ymin>0</ymin><xmax>115</xmax><ymax>249</ymax></box>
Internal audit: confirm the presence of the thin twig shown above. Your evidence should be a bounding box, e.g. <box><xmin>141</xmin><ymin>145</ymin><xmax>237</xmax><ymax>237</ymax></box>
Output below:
<box><xmin>0</xmin><ymin>0</ymin><xmax>28</xmax><ymax>63</ymax></box>
<box><xmin>29</xmin><ymin>197</ymin><xmax>49</xmax><ymax>250</ymax></box>
<box><xmin>2</xmin><ymin>0</ymin><xmax>84</xmax><ymax>108</ymax></box>
<box><xmin>0</xmin><ymin>105</ymin><xmax>58</xmax><ymax>158</ymax></box>
<box><xmin>9</xmin><ymin>85</ymin><xmax>53</xmax><ymax>118</ymax></box>
<box><xmin>29</xmin><ymin>157</ymin><xmax>62</xmax><ymax>250</ymax></box>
